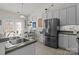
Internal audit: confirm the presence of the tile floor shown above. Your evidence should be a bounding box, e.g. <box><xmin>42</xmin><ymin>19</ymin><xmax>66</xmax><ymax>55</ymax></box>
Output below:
<box><xmin>35</xmin><ymin>42</ymin><xmax>74</xmax><ymax>55</ymax></box>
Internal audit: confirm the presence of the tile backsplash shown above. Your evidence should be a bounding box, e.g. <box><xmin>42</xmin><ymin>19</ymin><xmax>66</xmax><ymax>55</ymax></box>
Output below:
<box><xmin>60</xmin><ymin>25</ymin><xmax>79</xmax><ymax>32</ymax></box>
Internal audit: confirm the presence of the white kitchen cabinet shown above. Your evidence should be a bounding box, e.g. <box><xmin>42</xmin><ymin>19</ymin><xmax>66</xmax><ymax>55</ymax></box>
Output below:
<box><xmin>67</xmin><ymin>6</ymin><xmax>76</xmax><ymax>25</ymax></box>
<box><xmin>59</xmin><ymin>9</ymin><xmax>67</xmax><ymax>25</ymax></box>
<box><xmin>6</xmin><ymin>43</ymin><xmax>36</xmax><ymax>55</ymax></box>
<box><xmin>59</xmin><ymin>33</ymin><xmax>78</xmax><ymax>54</ymax></box>
<box><xmin>63</xmin><ymin>35</ymin><xmax>69</xmax><ymax>50</ymax></box>
<box><xmin>68</xmin><ymin>35</ymin><xmax>78</xmax><ymax>54</ymax></box>
<box><xmin>59</xmin><ymin>34</ymin><xmax>68</xmax><ymax>49</ymax></box>
<box><xmin>77</xmin><ymin>4</ymin><xmax>79</xmax><ymax>25</ymax></box>
<box><xmin>59</xmin><ymin>34</ymin><xmax>64</xmax><ymax>48</ymax></box>
<box><xmin>0</xmin><ymin>42</ymin><xmax>5</xmax><ymax>55</ymax></box>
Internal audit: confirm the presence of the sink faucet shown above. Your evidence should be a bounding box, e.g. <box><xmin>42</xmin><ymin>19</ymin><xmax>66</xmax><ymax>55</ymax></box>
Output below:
<box><xmin>7</xmin><ymin>31</ymin><xmax>15</xmax><ymax>37</ymax></box>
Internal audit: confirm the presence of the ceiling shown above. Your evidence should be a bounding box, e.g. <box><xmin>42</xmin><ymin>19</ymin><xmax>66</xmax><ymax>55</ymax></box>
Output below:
<box><xmin>0</xmin><ymin>3</ymin><xmax>51</xmax><ymax>15</ymax></box>
<box><xmin>0</xmin><ymin>3</ymin><xmax>76</xmax><ymax>16</ymax></box>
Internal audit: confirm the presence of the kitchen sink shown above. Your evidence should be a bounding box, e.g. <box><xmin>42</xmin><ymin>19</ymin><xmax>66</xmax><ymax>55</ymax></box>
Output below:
<box><xmin>5</xmin><ymin>37</ymin><xmax>29</xmax><ymax>48</ymax></box>
<box><xmin>9</xmin><ymin>38</ymin><xmax>29</xmax><ymax>45</ymax></box>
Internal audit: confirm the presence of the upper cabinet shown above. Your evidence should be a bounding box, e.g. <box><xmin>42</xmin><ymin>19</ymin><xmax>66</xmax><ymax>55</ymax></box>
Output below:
<box><xmin>59</xmin><ymin>9</ymin><xmax>67</xmax><ymax>26</ymax></box>
<box><xmin>66</xmin><ymin>6</ymin><xmax>76</xmax><ymax>25</ymax></box>
<box><xmin>77</xmin><ymin>4</ymin><xmax>79</xmax><ymax>25</ymax></box>
<box><xmin>47</xmin><ymin>5</ymin><xmax>76</xmax><ymax>25</ymax></box>
<box><xmin>59</xmin><ymin>6</ymin><xmax>76</xmax><ymax>25</ymax></box>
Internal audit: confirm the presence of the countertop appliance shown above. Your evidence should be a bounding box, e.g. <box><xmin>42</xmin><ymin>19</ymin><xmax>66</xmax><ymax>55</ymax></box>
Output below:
<box><xmin>44</xmin><ymin>18</ymin><xmax>60</xmax><ymax>48</ymax></box>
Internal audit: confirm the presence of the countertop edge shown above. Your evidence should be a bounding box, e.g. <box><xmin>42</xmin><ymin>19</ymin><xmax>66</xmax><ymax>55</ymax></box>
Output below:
<box><xmin>0</xmin><ymin>39</ymin><xmax>9</xmax><ymax>43</ymax></box>
<box><xmin>5</xmin><ymin>40</ymin><xmax>37</xmax><ymax>54</ymax></box>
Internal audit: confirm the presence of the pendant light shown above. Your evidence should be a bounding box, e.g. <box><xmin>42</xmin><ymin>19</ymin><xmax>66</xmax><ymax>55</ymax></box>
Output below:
<box><xmin>19</xmin><ymin>3</ymin><xmax>25</xmax><ymax>18</ymax></box>
<box><xmin>45</xmin><ymin>8</ymin><xmax>48</xmax><ymax>19</ymax></box>
<box><xmin>44</xmin><ymin>4</ymin><xmax>54</xmax><ymax>19</ymax></box>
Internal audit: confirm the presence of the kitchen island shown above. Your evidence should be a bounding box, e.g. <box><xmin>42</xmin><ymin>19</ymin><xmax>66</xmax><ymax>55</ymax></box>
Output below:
<box><xmin>0</xmin><ymin>38</ymin><xmax>9</xmax><ymax>55</ymax></box>
<box><xmin>5</xmin><ymin>39</ymin><xmax>37</xmax><ymax>55</ymax></box>
<box><xmin>0</xmin><ymin>37</ymin><xmax>37</xmax><ymax>55</ymax></box>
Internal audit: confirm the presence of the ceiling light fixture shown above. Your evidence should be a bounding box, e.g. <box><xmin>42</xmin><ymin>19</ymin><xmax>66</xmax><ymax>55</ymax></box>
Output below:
<box><xmin>20</xmin><ymin>14</ymin><xmax>25</xmax><ymax>18</ymax></box>
<box><xmin>19</xmin><ymin>3</ymin><xmax>25</xmax><ymax>18</ymax></box>
<box><xmin>44</xmin><ymin>4</ymin><xmax>54</xmax><ymax>19</ymax></box>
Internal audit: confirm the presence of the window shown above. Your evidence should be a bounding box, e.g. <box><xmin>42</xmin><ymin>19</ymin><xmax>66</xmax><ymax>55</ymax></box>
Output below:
<box><xmin>4</xmin><ymin>21</ymin><xmax>22</xmax><ymax>37</ymax></box>
<box><xmin>16</xmin><ymin>22</ymin><xmax>22</xmax><ymax>36</ymax></box>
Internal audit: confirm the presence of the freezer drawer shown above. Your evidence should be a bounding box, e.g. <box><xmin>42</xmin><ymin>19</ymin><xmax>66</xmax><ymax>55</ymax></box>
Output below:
<box><xmin>45</xmin><ymin>36</ymin><xmax>58</xmax><ymax>48</ymax></box>
<box><xmin>49</xmin><ymin>37</ymin><xmax>58</xmax><ymax>48</ymax></box>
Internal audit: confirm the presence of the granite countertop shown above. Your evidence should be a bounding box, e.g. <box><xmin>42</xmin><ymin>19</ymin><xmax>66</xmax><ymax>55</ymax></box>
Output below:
<box><xmin>0</xmin><ymin>38</ymin><xmax>9</xmax><ymax>43</ymax></box>
<box><xmin>59</xmin><ymin>31</ymin><xmax>77</xmax><ymax>35</ymax></box>
<box><xmin>5</xmin><ymin>39</ymin><xmax>37</xmax><ymax>54</ymax></box>
<box><xmin>0</xmin><ymin>37</ymin><xmax>20</xmax><ymax>43</ymax></box>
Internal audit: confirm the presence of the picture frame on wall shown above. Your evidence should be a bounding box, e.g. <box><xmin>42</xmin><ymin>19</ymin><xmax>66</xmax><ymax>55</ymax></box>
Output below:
<box><xmin>32</xmin><ymin>21</ymin><xmax>36</xmax><ymax>28</ymax></box>
<box><xmin>38</xmin><ymin>18</ymin><xmax>43</xmax><ymax>27</ymax></box>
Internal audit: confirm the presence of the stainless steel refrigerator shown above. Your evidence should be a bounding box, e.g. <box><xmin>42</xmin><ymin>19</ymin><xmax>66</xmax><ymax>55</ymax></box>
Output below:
<box><xmin>44</xmin><ymin>18</ymin><xmax>60</xmax><ymax>48</ymax></box>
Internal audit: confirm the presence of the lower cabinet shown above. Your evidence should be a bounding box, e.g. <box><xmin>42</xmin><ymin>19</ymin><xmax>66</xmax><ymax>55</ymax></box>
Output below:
<box><xmin>0</xmin><ymin>42</ymin><xmax>5</xmax><ymax>55</ymax></box>
<box><xmin>59</xmin><ymin>34</ymin><xmax>68</xmax><ymax>50</ymax></box>
<box><xmin>6</xmin><ymin>43</ymin><xmax>36</xmax><ymax>55</ymax></box>
<box><xmin>68</xmin><ymin>35</ymin><xmax>78</xmax><ymax>54</ymax></box>
<box><xmin>59</xmin><ymin>34</ymin><xmax>78</xmax><ymax>54</ymax></box>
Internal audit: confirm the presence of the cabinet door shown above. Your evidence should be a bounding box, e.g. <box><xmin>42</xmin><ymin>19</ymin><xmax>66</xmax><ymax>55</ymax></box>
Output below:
<box><xmin>6</xmin><ymin>43</ymin><xmax>36</xmax><ymax>55</ymax></box>
<box><xmin>68</xmin><ymin>35</ymin><xmax>78</xmax><ymax>54</ymax></box>
<box><xmin>59</xmin><ymin>34</ymin><xmax>64</xmax><ymax>48</ymax></box>
<box><xmin>67</xmin><ymin>6</ymin><xmax>76</xmax><ymax>25</ymax></box>
<box><xmin>0</xmin><ymin>42</ymin><xmax>5</xmax><ymax>55</ymax></box>
<box><xmin>77</xmin><ymin>4</ymin><xmax>79</xmax><ymax>25</ymax></box>
<box><xmin>63</xmin><ymin>35</ymin><xmax>69</xmax><ymax>49</ymax></box>
<box><xmin>59</xmin><ymin>34</ymin><xmax>68</xmax><ymax>49</ymax></box>
<box><xmin>59</xmin><ymin>9</ymin><xmax>67</xmax><ymax>26</ymax></box>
